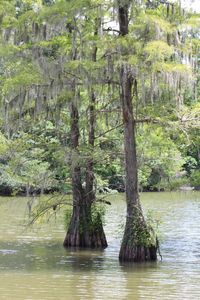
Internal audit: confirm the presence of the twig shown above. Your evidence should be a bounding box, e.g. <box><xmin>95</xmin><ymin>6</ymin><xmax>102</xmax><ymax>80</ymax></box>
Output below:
<box><xmin>96</xmin><ymin>198</ymin><xmax>111</xmax><ymax>205</ymax></box>
<box><xmin>103</xmin><ymin>27</ymin><xmax>120</xmax><ymax>34</ymax></box>
<box><xmin>95</xmin><ymin>123</ymin><xmax>123</xmax><ymax>139</ymax></box>
<box><xmin>156</xmin><ymin>237</ymin><xmax>163</xmax><ymax>261</ymax></box>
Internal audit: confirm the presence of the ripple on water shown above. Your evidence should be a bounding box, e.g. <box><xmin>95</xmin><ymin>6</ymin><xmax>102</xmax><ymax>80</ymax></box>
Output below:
<box><xmin>0</xmin><ymin>193</ymin><xmax>200</xmax><ymax>299</ymax></box>
<box><xmin>0</xmin><ymin>249</ymin><xmax>18</xmax><ymax>255</ymax></box>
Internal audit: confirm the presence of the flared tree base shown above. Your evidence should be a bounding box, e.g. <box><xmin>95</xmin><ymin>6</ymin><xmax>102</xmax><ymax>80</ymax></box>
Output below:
<box><xmin>119</xmin><ymin>243</ymin><xmax>157</xmax><ymax>262</ymax></box>
<box><xmin>119</xmin><ymin>203</ymin><xmax>158</xmax><ymax>262</ymax></box>
<box><xmin>63</xmin><ymin>216</ymin><xmax>107</xmax><ymax>249</ymax></box>
<box><xmin>63</xmin><ymin>230</ymin><xmax>108</xmax><ymax>249</ymax></box>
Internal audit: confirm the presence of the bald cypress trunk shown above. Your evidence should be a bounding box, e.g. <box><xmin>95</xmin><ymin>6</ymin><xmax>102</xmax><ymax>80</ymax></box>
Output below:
<box><xmin>85</xmin><ymin>90</ymin><xmax>107</xmax><ymax>248</ymax></box>
<box><xmin>63</xmin><ymin>95</ymin><xmax>107</xmax><ymax>249</ymax></box>
<box><xmin>63</xmin><ymin>98</ymin><xmax>86</xmax><ymax>247</ymax></box>
<box><xmin>63</xmin><ymin>29</ymin><xmax>107</xmax><ymax>248</ymax></box>
<box><xmin>118</xmin><ymin>1</ymin><xmax>157</xmax><ymax>262</ymax></box>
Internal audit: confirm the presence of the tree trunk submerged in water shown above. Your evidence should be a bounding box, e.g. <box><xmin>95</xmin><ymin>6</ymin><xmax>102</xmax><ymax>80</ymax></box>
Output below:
<box><xmin>63</xmin><ymin>88</ymin><xmax>107</xmax><ymax>249</ymax></box>
<box><xmin>63</xmin><ymin>23</ymin><xmax>107</xmax><ymax>249</ymax></box>
<box><xmin>63</xmin><ymin>195</ymin><xmax>107</xmax><ymax>248</ymax></box>
<box><xmin>118</xmin><ymin>62</ymin><xmax>157</xmax><ymax>262</ymax></box>
<box><xmin>118</xmin><ymin>1</ymin><xmax>157</xmax><ymax>262</ymax></box>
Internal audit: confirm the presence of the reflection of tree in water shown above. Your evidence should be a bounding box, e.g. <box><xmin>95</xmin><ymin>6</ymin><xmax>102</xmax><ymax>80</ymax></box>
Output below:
<box><xmin>119</xmin><ymin>262</ymin><xmax>158</xmax><ymax>299</ymax></box>
<box><xmin>0</xmin><ymin>241</ymin><xmax>106</xmax><ymax>272</ymax></box>
<box><xmin>92</xmin><ymin>267</ymin><xmax>128</xmax><ymax>300</ymax></box>
<box><xmin>27</xmin><ymin>195</ymin><xmax>36</xmax><ymax>218</ymax></box>
<box><xmin>60</xmin><ymin>249</ymin><xmax>107</xmax><ymax>300</ymax></box>
<box><xmin>63</xmin><ymin>248</ymin><xmax>106</xmax><ymax>272</ymax></box>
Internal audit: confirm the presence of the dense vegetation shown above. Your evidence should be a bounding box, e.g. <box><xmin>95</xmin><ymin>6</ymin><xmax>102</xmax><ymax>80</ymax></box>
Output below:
<box><xmin>0</xmin><ymin>0</ymin><xmax>199</xmax><ymax>260</ymax></box>
<box><xmin>0</xmin><ymin>0</ymin><xmax>199</xmax><ymax>196</ymax></box>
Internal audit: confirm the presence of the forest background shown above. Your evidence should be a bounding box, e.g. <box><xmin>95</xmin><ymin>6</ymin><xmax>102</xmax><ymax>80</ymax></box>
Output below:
<box><xmin>0</xmin><ymin>0</ymin><xmax>199</xmax><ymax>199</ymax></box>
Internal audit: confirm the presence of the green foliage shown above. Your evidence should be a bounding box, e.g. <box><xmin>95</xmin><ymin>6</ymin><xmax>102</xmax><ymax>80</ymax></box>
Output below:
<box><xmin>161</xmin><ymin>63</ymin><xmax>192</xmax><ymax>75</ymax></box>
<box><xmin>190</xmin><ymin>170</ymin><xmax>200</xmax><ymax>188</ymax></box>
<box><xmin>144</xmin><ymin>41</ymin><xmax>174</xmax><ymax>61</ymax></box>
<box><xmin>16</xmin><ymin>0</ymin><xmax>42</xmax><ymax>16</ymax></box>
<box><xmin>168</xmin><ymin>177</ymin><xmax>190</xmax><ymax>191</ymax></box>
<box><xmin>132</xmin><ymin>11</ymin><xmax>174</xmax><ymax>46</ymax></box>
<box><xmin>138</xmin><ymin>166</ymin><xmax>151</xmax><ymax>189</ymax></box>
<box><xmin>182</xmin><ymin>14</ymin><xmax>200</xmax><ymax>29</ymax></box>
<box><xmin>0</xmin><ymin>1</ymin><xmax>16</xmax><ymax>26</ymax></box>
<box><xmin>0</xmin><ymin>132</ymin><xmax>8</xmax><ymax>155</ymax></box>
<box><xmin>0</xmin><ymin>0</ymin><xmax>199</xmax><ymax>199</ymax></box>
<box><xmin>2</xmin><ymin>62</ymin><xmax>43</xmax><ymax>96</ymax></box>
<box><xmin>184</xmin><ymin>156</ymin><xmax>197</xmax><ymax>175</ymax></box>
<box><xmin>130</xmin><ymin>208</ymin><xmax>160</xmax><ymax>247</ymax></box>
<box><xmin>137</xmin><ymin>125</ymin><xmax>185</xmax><ymax>190</ymax></box>
<box><xmin>0</xmin><ymin>43</ymin><xmax>19</xmax><ymax>57</ymax></box>
<box><xmin>91</xmin><ymin>203</ymin><xmax>106</xmax><ymax>231</ymax></box>
<box><xmin>63</xmin><ymin>207</ymin><xmax>72</xmax><ymax>229</ymax></box>
<box><xmin>0</xmin><ymin>130</ymin><xmax>62</xmax><ymax>195</ymax></box>
<box><xmin>28</xmin><ymin>193</ymin><xmax>71</xmax><ymax>225</ymax></box>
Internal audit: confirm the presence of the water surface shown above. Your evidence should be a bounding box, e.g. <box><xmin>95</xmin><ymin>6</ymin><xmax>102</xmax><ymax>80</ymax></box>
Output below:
<box><xmin>0</xmin><ymin>192</ymin><xmax>199</xmax><ymax>299</ymax></box>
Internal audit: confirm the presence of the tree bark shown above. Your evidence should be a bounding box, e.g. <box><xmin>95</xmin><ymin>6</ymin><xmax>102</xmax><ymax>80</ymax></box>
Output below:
<box><xmin>63</xmin><ymin>92</ymin><xmax>107</xmax><ymax>248</ymax></box>
<box><xmin>118</xmin><ymin>1</ymin><xmax>157</xmax><ymax>262</ymax></box>
<box><xmin>63</xmin><ymin>23</ymin><xmax>107</xmax><ymax>248</ymax></box>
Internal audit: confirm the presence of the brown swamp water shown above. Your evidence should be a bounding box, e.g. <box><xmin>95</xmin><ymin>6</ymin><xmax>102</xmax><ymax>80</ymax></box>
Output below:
<box><xmin>0</xmin><ymin>192</ymin><xmax>200</xmax><ymax>299</ymax></box>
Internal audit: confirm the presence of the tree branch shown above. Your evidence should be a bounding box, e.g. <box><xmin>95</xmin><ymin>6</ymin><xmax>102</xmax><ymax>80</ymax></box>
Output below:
<box><xmin>95</xmin><ymin>123</ymin><xmax>123</xmax><ymax>139</ymax></box>
<box><xmin>103</xmin><ymin>27</ymin><xmax>120</xmax><ymax>34</ymax></box>
<box><xmin>135</xmin><ymin>117</ymin><xmax>159</xmax><ymax>124</ymax></box>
